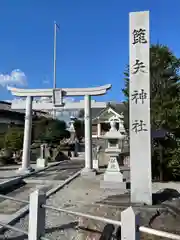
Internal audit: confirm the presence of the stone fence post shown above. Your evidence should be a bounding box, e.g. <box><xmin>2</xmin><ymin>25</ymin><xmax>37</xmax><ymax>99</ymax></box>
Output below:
<box><xmin>121</xmin><ymin>206</ymin><xmax>140</xmax><ymax>240</ymax></box>
<box><xmin>28</xmin><ymin>190</ymin><xmax>46</xmax><ymax>240</ymax></box>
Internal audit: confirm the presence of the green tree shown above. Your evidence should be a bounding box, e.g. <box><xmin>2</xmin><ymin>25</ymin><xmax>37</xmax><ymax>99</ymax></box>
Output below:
<box><xmin>4</xmin><ymin>126</ymin><xmax>24</xmax><ymax>151</ymax></box>
<box><xmin>0</xmin><ymin>133</ymin><xmax>5</xmax><ymax>149</ymax></box>
<box><xmin>122</xmin><ymin>44</ymin><xmax>180</xmax><ymax>180</ymax></box>
<box><xmin>40</xmin><ymin>119</ymin><xmax>70</xmax><ymax>144</ymax></box>
<box><xmin>32</xmin><ymin>117</ymin><xmax>70</xmax><ymax>144</ymax></box>
<box><xmin>32</xmin><ymin>117</ymin><xmax>49</xmax><ymax>142</ymax></box>
<box><xmin>74</xmin><ymin>119</ymin><xmax>84</xmax><ymax>139</ymax></box>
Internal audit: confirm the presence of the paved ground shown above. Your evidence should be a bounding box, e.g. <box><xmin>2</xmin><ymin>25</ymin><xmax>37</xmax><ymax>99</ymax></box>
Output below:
<box><xmin>26</xmin><ymin>160</ymin><xmax>84</xmax><ymax>181</ymax></box>
<box><xmin>0</xmin><ymin>160</ymin><xmax>82</xmax><ymax>179</ymax></box>
<box><xmin>2</xmin><ymin>171</ymin><xmax>180</xmax><ymax>240</ymax></box>
<box><xmin>0</xmin><ymin>164</ymin><xmax>38</xmax><ymax>179</ymax></box>
<box><xmin>0</xmin><ymin>159</ymin><xmax>84</xmax><ymax>227</ymax></box>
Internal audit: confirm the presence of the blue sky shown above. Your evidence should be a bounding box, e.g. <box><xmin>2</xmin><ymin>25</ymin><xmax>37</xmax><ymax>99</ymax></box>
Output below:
<box><xmin>0</xmin><ymin>0</ymin><xmax>180</xmax><ymax>102</ymax></box>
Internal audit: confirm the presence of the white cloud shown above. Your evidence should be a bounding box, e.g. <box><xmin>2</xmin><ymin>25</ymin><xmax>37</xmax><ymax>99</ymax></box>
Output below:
<box><xmin>0</xmin><ymin>69</ymin><xmax>27</xmax><ymax>87</ymax></box>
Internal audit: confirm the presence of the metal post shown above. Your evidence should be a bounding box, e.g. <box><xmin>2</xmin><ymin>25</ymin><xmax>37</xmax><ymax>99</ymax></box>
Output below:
<box><xmin>53</xmin><ymin>21</ymin><xmax>57</xmax><ymax>89</ymax></box>
<box><xmin>53</xmin><ymin>21</ymin><xmax>59</xmax><ymax>119</ymax></box>
<box><xmin>28</xmin><ymin>190</ymin><xmax>46</xmax><ymax>240</ymax></box>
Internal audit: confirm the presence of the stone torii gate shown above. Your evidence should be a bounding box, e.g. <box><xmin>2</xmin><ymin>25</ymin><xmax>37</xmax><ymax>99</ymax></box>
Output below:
<box><xmin>7</xmin><ymin>84</ymin><xmax>111</xmax><ymax>176</ymax></box>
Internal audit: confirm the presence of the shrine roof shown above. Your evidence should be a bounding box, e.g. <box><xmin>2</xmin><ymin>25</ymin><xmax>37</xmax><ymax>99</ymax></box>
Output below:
<box><xmin>91</xmin><ymin>102</ymin><xmax>128</xmax><ymax>122</ymax></box>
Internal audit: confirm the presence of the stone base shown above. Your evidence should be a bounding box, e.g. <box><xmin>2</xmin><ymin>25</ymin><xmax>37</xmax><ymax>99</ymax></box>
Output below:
<box><xmin>81</xmin><ymin>168</ymin><xmax>96</xmax><ymax>178</ymax></box>
<box><xmin>36</xmin><ymin>158</ymin><xmax>48</xmax><ymax>168</ymax></box>
<box><xmin>104</xmin><ymin>171</ymin><xmax>124</xmax><ymax>182</ymax></box>
<box><xmin>17</xmin><ymin>166</ymin><xmax>35</xmax><ymax>175</ymax></box>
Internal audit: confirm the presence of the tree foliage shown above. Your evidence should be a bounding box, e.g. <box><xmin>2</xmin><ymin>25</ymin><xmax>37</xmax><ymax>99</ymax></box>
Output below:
<box><xmin>0</xmin><ymin>117</ymin><xmax>70</xmax><ymax>151</ymax></box>
<box><xmin>122</xmin><ymin>44</ymin><xmax>180</xmax><ymax>180</ymax></box>
<box><xmin>74</xmin><ymin>119</ymin><xmax>84</xmax><ymax>139</ymax></box>
<box><xmin>32</xmin><ymin>117</ymin><xmax>48</xmax><ymax>143</ymax></box>
<box><xmin>4</xmin><ymin>126</ymin><xmax>24</xmax><ymax>151</ymax></box>
<box><xmin>32</xmin><ymin>117</ymin><xmax>70</xmax><ymax>144</ymax></box>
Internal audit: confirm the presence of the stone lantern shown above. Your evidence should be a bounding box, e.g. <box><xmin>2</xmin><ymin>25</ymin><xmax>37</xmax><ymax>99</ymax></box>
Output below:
<box><xmin>100</xmin><ymin>121</ymin><xmax>127</xmax><ymax>192</ymax></box>
<box><xmin>67</xmin><ymin>116</ymin><xmax>79</xmax><ymax>157</ymax></box>
<box><xmin>67</xmin><ymin>116</ymin><xmax>76</xmax><ymax>142</ymax></box>
<box><xmin>68</xmin><ymin>116</ymin><xmax>76</xmax><ymax>133</ymax></box>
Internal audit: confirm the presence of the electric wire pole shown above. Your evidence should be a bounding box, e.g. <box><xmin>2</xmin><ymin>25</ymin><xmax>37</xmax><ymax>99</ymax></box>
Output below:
<box><xmin>53</xmin><ymin>21</ymin><xmax>60</xmax><ymax>119</ymax></box>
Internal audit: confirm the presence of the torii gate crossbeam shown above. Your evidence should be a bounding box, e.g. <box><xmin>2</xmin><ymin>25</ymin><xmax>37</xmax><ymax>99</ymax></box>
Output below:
<box><xmin>7</xmin><ymin>84</ymin><xmax>111</xmax><ymax>177</ymax></box>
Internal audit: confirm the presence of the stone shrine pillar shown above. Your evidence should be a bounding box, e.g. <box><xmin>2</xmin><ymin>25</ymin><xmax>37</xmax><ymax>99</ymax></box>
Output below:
<box><xmin>40</xmin><ymin>144</ymin><xmax>47</xmax><ymax>159</ymax></box>
<box><xmin>36</xmin><ymin>144</ymin><xmax>48</xmax><ymax>168</ymax></box>
<box><xmin>19</xmin><ymin>96</ymin><xmax>34</xmax><ymax>173</ymax></box>
<box><xmin>129</xmin><ymin>11</ymin><xmax>152</xmax><ymax>204</ymax></box>
<box><xmin>92</xmin><ymin>145</ymin><xmax>101</xmax><ymax>170</ymax></box>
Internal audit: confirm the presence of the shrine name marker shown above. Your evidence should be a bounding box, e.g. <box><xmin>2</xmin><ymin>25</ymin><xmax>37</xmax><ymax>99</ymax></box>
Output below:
<box><xmin>129</xmin><ymin>11</ymin><xmax>152</xmax><ymax>205</ymax></box>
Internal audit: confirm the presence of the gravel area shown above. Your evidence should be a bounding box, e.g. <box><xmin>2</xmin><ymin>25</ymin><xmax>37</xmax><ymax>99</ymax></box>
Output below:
<box><xmin>2</xmin><ymin>173</ymin><xmax>180</xmax><ymax>239</ymax></box>
<box><xmin>2</xmin><ymin>174</ymin><xmax>107</xmax><ymax>239</ymax></box>
<box><xmin>0</xmin><ymin>170</ymin><xmax>19</xmax><ymax>179</ymax></box>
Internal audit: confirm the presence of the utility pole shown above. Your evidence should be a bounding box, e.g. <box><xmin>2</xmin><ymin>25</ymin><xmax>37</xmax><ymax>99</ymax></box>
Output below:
<box><xmin>53</xmin><ymin>21</ymin><xmax>60</xmax><ymax>119</ymax></box>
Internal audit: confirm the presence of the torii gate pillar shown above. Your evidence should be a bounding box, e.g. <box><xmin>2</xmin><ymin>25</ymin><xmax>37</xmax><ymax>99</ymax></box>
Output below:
<box><xmin>81</xmin><ymin>95</ymin><xmax>93</xmax><ymax>175</ymax></box>
<box><xmin>7</xmin><ymin>84</ymin><xmax>111</xmax><ymax>176</ymax></box>
<box><xmin>20</xmin><ymin>96</ymin><xmax>33</xmax><ymax>173</ymax></box>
